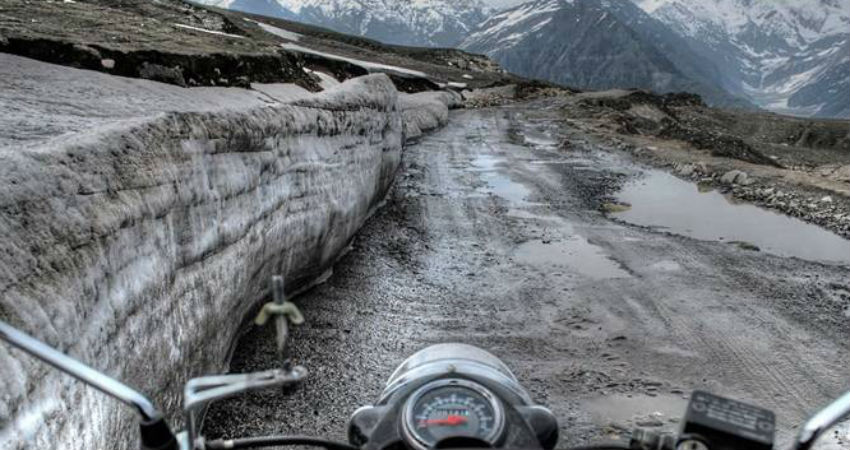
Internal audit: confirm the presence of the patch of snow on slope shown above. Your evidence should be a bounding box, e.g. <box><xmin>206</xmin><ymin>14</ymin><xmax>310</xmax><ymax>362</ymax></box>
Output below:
<box><xmin>173</xmin><ymin>23</ymin><xmax>245</xmax><ymax>38</ymax></box>
<box><xmin>252</xmin><ymin>20</ymin><xmax>302</xmax><ymax>41</ymax></box>
<box><xmin>472</xmin><ymin>0</ymin><xmax>562</xmax><ymax>38</ymax></box>
<box><xmin>280</xmin><ymin>43</ymin><xmax>428</xmax><ymax>78</ymax></box>
<box><xmin>635</xmin><ymin>0</ymin><xmax>850</xmax><ymax>46</ymax></box>
<box><xmin>634</xmin><ymin>0</ymin><xmax>669</xmax><ymax>13</ymax></box>
<box><xmin>633</xmin><ymin>0</ymin><xmax>850</xmax><ymax>117</ymax></box>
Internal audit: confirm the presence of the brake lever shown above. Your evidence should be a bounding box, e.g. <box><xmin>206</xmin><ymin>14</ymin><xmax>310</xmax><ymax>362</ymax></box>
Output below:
<box><xmin>183</xmin><ymin>365</ymin><xmax>308</xmax><ymax>450</ymax></box>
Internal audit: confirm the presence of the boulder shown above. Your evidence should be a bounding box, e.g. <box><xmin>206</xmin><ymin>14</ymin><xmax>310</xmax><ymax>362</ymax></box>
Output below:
<box><xmin>720</xmin><ymin>170</ymin><xmax>747</xmax><ymax>185</ymax></box>
<box><xmin>676</xmin><ymin>163</ymin><xmax>696</xmax><ymax>177</ymax></box>
<box><xmin>830</xmin><ymin>165</ymin><xmax>850</xmax><ymax>183</ymax></box>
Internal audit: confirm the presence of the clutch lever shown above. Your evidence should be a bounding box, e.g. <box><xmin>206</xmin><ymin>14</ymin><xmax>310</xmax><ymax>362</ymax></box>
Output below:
<box><xmin>183</xmin><ymin>365</ymin><xmax>308</xmax><ymax>450</ymax></box>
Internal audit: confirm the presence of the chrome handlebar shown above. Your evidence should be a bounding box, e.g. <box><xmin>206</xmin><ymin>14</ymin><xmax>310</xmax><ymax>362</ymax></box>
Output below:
<box><xmin>0</xmin><ymin>320</ymin><xmax>160</xmax><ymax>422</ymax></box>
<box><xmin>1</xmin><ymin>318</ymin><xmax>848</xmax><ymax>450</ymax></box>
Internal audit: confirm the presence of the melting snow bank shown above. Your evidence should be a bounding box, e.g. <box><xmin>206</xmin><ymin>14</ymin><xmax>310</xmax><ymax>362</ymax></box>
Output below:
<box><xmin>0</xmin><ymin>59</ymin><xmax>457</xmax><ymax>450</ymax></box>
<box><xmin>400</xmin><ymin>91</ymin><xmax>463</xmax><ymax>141</ymax></box>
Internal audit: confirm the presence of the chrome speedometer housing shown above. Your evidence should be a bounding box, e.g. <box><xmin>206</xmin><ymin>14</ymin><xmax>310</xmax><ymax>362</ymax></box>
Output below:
<box><xmin>402</xmin><ymin>378</ymin><xmax>506</xmax><ymax>450</ymax></box>
<box><xmin>348</xmin><ymin>344</ymin><xmax>558</xmax><ymax>450</ymax></box>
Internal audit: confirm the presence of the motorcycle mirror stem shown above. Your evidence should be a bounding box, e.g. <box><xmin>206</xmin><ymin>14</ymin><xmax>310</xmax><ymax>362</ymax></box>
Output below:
<box><xmin>0</xmin><ymin>320</ymin><xmax>178</xmax><ymax>450</ymax></box>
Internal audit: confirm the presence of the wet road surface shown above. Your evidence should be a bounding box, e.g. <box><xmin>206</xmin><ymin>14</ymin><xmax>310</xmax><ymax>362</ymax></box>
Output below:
<box><xmin>205</xmin><ymin>104</ymin><xmax>850</xmax><ymax>448</ymax></box>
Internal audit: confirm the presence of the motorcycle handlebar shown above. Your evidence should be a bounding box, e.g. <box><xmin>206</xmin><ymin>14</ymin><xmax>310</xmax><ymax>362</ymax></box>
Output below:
<box><xmin>204</xmin><ymin>437</ymin><xmax>631</xmax><ymax>450</ymax></box>
<box><xmin>3</xmin><ymin>318</ymin><xmax>849</xmax><ymax>450</ymax></box>
<box><xmin>0</xmin><ymin>321</ymin><xmax>179</xmax><ymax>450</ymax></box>
<box><xmin>0</xmin><ymin>321</ymin><xmax>162</xmax><ymax>422</ymax></box>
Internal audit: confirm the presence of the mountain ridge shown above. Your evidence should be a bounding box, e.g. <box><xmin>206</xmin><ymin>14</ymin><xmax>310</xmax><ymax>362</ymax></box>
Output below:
<box><xmin>634</xmin><ymin>0</ymin><xmax>850</xmax><ymax>118</ymax></box>
<box><xmin>195</xmin><ymin>0</ymin><xmax>491</xmax><ymax>47</ymax></box>
<box><xmin>190</xmin><ymin>0</ymin><xmax>850</xmax><ymax>118</ymax></box>
<box><xmin>460</xmin><ymin>0</ymin><xmax>754</xmax><ymax>108</ymax></box>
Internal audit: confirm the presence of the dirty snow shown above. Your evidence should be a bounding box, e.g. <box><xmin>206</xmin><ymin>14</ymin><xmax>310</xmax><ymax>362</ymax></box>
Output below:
<box><xmin>0</xmin><ymin>53</ymin><xmax>273</xmax><ymax>148</ymax></box>
<box><xmin>250</xmin><ymin>83</ymin><xmax>314</xmax><ymax>102</ymax></box>
<box><xmin>304</xmin><ymin>68</ymin><xmax>341</xmax><ymax>90</ymax></box>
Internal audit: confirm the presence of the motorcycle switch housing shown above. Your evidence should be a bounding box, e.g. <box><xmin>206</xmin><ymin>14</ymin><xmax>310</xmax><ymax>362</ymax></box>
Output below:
<box><xmin>681</xmin><ymin>391</ymin><xmax>775</xmax><ymax>450</ymax></box>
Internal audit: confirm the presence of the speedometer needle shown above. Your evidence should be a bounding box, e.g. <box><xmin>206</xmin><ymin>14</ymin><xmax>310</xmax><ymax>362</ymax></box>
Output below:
<box><xmin>420</xmin><ymin>415</ymin><xmax>468</xmax><ymax>427</ymax></box>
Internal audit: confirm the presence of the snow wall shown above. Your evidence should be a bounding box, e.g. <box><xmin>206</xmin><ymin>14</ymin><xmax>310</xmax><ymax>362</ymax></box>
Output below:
<box><xmin>0</xmin><ymin>73</ymin><xmax>457</xmax><ymax>450</ymax></box>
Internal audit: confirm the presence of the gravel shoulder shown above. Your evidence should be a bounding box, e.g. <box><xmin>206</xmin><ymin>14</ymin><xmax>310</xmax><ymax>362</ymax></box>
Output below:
<box><xmin>204</xmin><ymin>105</ymin><xmax>850</xmax><ymax>449</ymax></box>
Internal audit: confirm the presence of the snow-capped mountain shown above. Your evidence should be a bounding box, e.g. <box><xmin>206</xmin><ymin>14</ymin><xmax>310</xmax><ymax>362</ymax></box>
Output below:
<box><xmin>633</xmin><ymin>0</ymin><xmax>850</xmax><ymax>117</ymax></box>
<box><xmin>460</xmin><ymin>0</ymin><xmax>752</xmax><ymax>108</ymax></box>
<box><xmin>195</xmin><ymin>0</ymin><xmax>848</xmax><ymax>118</ymax></box>
<box><xmin>194</xmin><ymin>0</ymin><xmax>491</xmax><ymax>47</ymax></box>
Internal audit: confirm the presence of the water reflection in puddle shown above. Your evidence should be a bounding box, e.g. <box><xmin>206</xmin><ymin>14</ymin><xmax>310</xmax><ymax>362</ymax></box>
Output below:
<box><xmin>515</xmin><ymin>238</ymin><xmax>630</xmax><ymax>280</ymax></box>
<box><xmin>471</xmin><ymin>154</ymin><xmax>532</xmax><ymax>205</ymax></box>
<box><xmin>613</xmin><ymin>171</ymin><xmax>850</xmax><ymax>265</ymax></box>
<box><xmin>523</xmin><ymin>130</ymin><xmax>558</xmax><ymax>149</ymax></box>
<box><xmin>470</xmin><ymin>153</ymin><xmax>629</xmax><ymax>280</ymax></box>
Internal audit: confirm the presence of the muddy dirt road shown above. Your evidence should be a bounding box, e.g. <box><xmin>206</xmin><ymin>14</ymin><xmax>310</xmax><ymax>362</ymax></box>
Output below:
<box><xmin>205</xmin><ymin>103</ymin><xmax>850</xmax><ymax>448</ymax></box>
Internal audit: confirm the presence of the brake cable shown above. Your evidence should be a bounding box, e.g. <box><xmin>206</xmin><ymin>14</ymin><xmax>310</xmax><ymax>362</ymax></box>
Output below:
<box><xmin>205</xmin><ymin>435</ymin><xmax>359</xmax><ymax>450</ymax></box>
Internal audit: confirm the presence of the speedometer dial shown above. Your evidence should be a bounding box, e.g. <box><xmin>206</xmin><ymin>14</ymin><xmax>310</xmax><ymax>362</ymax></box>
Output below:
<box><xmin>402</xmin><ymin>379</ymin><xmax>504</xmax><ymax>450</ymax></box>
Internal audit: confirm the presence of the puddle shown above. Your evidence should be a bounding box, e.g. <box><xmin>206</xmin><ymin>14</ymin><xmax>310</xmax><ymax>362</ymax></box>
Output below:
<box><xmin>613</xmin><ymin>171</ymin><xmax>850</xmax><ymax>265</ymax></box>
<box><xmin>506</xmin><ymin>204</ymin><xmax>630</xmax><ymax>280</ymax></box>
<box><xmin>583</xmin><ymin>394</ymin><xmax>686</xmax><ymax>429</ymax></box>
<box><xmin>649</xmin><ymin>260</ymin><xmax>682</xmax><ymax>272</ymax></box>
<box><xmin>529</xmin><ymin>159</ymin><xmax>598</xmax><ymax>171</ymax></box>
<box><xmin>469</xmin><ymin>154</ymin><xmax>500</xmax><ymax>171</ymax></box>
<box><xmin>522</xmin><ymin>129</ymin><xmax>558</xmax><ymax>148</ymax></box>
<box><xmin>515</xmin><ymin>238</ymin><xmax>630</xmax><ymax>280</ymax></box>
<box><xmin>471</xmin><ymin>154</ymin><xmax>532</xmax><ymax>204</ymax></box>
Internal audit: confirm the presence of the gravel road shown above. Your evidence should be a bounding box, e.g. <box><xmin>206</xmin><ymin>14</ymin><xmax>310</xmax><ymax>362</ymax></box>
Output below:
<box><xmin>205</xmin><ymin>103</ymin><xmax>850</xmax><ymax>449</ymax></box>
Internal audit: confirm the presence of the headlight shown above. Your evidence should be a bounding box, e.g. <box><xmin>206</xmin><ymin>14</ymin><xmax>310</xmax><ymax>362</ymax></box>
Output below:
<box><xmin>379</xmin><ymin>343</ymin><xmax>531</xmax><ymax>405</ymax></box>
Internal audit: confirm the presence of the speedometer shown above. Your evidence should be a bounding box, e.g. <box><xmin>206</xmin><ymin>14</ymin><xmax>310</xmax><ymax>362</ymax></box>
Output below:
<box><xmin>402</xmin><ymin>379</ymin><xmax>505</xmax><ymax>450</ymax></box>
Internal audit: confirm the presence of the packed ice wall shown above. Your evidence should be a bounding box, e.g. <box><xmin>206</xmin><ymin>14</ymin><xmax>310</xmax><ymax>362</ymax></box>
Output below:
<box><xmin>0</xmin><ymin>54</ymin><xmax>457</xmax><ymax>450</ymax></box>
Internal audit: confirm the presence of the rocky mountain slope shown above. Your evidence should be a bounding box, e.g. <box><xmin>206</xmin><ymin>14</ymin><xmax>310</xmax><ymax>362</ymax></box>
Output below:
<box><xmin>634</xmin><ymin>0</ymin><xmax>850</xmax><ymax>118</ymax></box>
<box><xmin>462</xmin><ymin>0</ymin><xmax>850</xmax><ymax>118</ymax></box>
<box><xmin>0</xmin><ymin>0</ymin><xmax>509</xmax><ymax>92</ymax></box>
<box><xmin>195</xmin><ymin>0</ymin><xmax>491</xmax><ymax>47</ymax></box>
<box><xmin>460</xmin><ymin>0</ymin><xmax>752</xmax><ymax>109</ymax></box>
